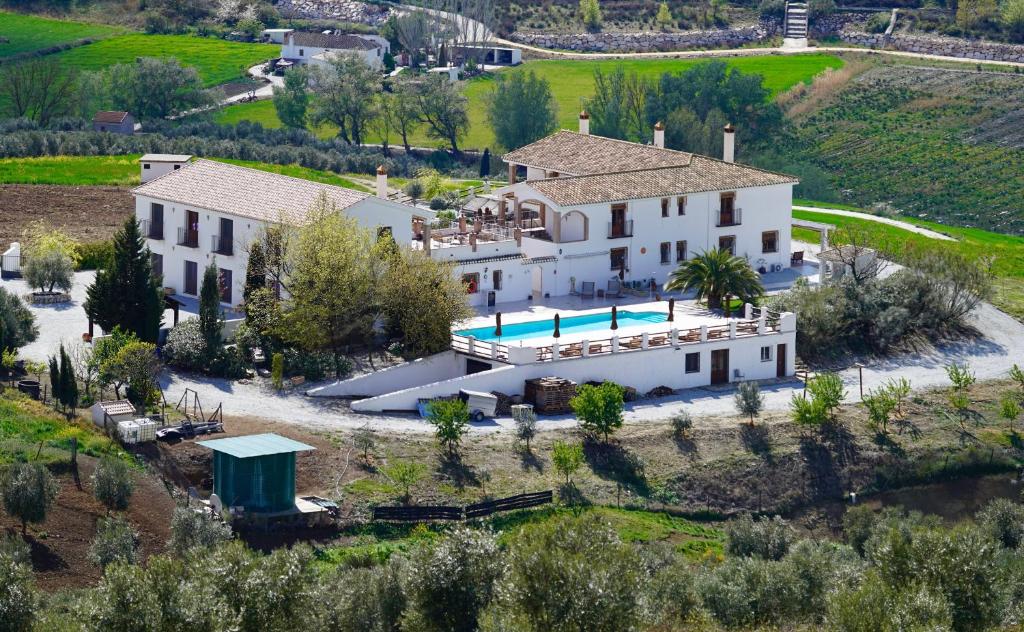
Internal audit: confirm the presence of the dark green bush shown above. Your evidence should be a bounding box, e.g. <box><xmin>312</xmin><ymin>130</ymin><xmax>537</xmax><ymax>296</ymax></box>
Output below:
<box><xmin>76</xmin><ymin>241</ymin><xmax>113</xmax><ymax>271</ymax></box>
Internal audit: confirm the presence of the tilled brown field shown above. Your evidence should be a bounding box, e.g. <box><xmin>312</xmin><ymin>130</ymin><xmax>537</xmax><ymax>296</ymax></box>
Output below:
<box><xmin>0</xmin><ymin>184</ymin><xmax>133</xmax><ymax>246</ymax></box>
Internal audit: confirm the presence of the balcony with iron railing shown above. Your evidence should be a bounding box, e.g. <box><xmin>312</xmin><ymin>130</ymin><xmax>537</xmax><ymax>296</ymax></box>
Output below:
<box><xmin>177</xmin><ymin>227</ymin><xmax>199</xmax><ymax>248</ymax></box>
<box><xmin>716</xmin><ymin>208</ymin><xmax>742</xmax><ymax>227</ymax></box>
<box><xmin>141</xmin><ymin>219</ymin><xmax>163</xmax><ymax>240</ymax></box>
<box><xmin>211</xmin><ymin>234</ymin><xmax>233</xmax><ymax>256</ymax></box>
<box><xmin>607</xmin><ymin>219</ymin><xmax>633</xmax><ymax>239</ymax></box>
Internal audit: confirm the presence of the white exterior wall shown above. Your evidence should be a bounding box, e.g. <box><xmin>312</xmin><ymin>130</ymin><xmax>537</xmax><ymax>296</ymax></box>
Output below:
<box><xmin>346</xmin><ymin>328</ymin><xmax>796</xmax><ymax>411</ymax></box>
<box><xmin>500</xmin><ymin>181</ymin><xmax>793</xmax><ymax>298</ymax></box>
<box><xmin>307</xmin><ymin>351</ymin><xmax>464</xmax><ymax>398</ymax></box>
<box><xmin>282</xmin><ymin>37</ymin><xmax>385</xmax><ymax>69</ymax></box>
<box><xmin>140</xmin><ymin>160</ymin><xmax>188</xmax><ymax>183</ymax></box>
<box><xmin>136</xmin><ymin>195</ymin><xmax>420</xmax><ymax>306</ymax></box>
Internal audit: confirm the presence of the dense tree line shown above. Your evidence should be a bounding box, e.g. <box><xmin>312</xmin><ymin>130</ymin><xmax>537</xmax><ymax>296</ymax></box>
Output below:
<box><xmin>4</xmin><ymin>501</ymin><xmax>1024</xmax><ymax>631</ymax></box>
<box><xmin>0</xmin><ymin>117</ymin><xmax>477</xmax><ymax>178</ymax></box>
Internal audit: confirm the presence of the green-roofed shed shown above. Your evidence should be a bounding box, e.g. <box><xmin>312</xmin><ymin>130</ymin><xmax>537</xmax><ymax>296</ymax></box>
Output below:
<box><xmin>198</xmin><ymin>433</ymin><xmax>315</xmax><ymax>513</ymax></box>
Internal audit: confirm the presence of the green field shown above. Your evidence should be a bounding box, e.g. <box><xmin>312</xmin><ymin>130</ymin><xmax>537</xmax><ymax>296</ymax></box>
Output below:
<box><xmin>216</xmin><ymin>53</ymin><xmax>844</xmax><ymax>150</ymax></box>
<box><xmin>0</xmin><ymin>10</ymin><xmax>122</xmax><ymax>58</ymax></box>
<box><xmin>51</xmin><ymin>33</ymin><xmax>277</xmax><ymax>86</ymax></box>
<box><xmin>792</xmin><ymin>207</ymin><xmax>1024</xmax><ymax>320</ymax></box>
<box><xmin>0</xmin><ymin>155</ymin><xmax>139</xmax><ymax>185</ymax></box>
<box><xmin>0</xmin><ymin>154</ymin><xmax>370</xmax><ymax>190</ymax></box>
<box><xmin>0</xmin><ymin>391</ymin><xmax>126</xmax><ymax>465</ymax></box>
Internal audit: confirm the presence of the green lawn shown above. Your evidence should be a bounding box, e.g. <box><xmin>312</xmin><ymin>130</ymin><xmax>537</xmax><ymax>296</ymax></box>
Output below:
<box><xmin>0</xmin><ymin>155</ymin><xmax>140</xmax><ymax>185</ymax></box>
<box><xmin>792</xmin><ymin>206</ymin><xmax>1024</xmax><ymax>320</ymax></box>
<box><xmin>52</xmin><ymin>33</ymin><xmax>277</xmax><ymax>86</ymax></box>
<box><xmin>0</xmin><ymin>391</ymin><xmax>127</xmax><ymax>465</ymax></box>
<box><xmin>0</xmin><ymin>10</ymin><xmax>122</xmax><ymax>58</ymax></box>
<box><xmin>0</xmin><ymin>154</ymin><xmax>370</xmax><ymax>191</ymax></box>
<box><xmin>216</xmin><ymin>53</ymin><xmax>844</xmax><ymax>150</ymax></box>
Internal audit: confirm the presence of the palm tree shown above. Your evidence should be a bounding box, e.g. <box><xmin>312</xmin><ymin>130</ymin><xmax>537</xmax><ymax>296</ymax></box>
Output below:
<box><xmin>665</xmin><ymin>249</ymin><xmax>764</xmax><ymax>316</ymax></box>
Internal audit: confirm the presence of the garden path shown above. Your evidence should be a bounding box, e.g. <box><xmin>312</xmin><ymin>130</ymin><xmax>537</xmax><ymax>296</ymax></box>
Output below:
<box><xmin>794</xmin><ymin>205</ymin><xmax>955</xmax><ymax>241</ymax></box>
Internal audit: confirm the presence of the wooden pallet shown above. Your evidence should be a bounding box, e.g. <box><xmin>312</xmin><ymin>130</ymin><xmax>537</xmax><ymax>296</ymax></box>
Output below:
<box><xmin>524</xmin><ymin>377</ymin><xmax>578</xmax><ymax>414</ymax></box>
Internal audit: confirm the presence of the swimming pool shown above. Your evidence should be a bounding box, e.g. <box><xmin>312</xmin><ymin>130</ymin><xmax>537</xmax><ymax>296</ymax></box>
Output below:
<box><xmin>455</xmin><ymin>310</ymin><xmax>667</xmax><ymax>343</ymax></box>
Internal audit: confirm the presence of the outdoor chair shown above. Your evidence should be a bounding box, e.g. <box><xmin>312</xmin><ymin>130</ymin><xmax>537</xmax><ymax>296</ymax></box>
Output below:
<box><xmin>560</xmin><ymin>343</ymin><xmax>583</xmax><ymax>358</ymax></box>
<box><xmin>589</xmin><ymin>342</ymin><xmax>605</xmax><ymax>355</ymax></box>
<box><xmin>581</xmin><ymin>281</ymin><xmax>595</xmax><ymax>299</ymax></box>
<box><xmin>607</xmin><ymin>278</ymin><xmax>623</xmax><ymax>298</ymax></box>
<box><xmin>650</xmin><ymin>335</ymin><xmax>668</xmax><ymax>347</ymax></box>
<box><xmin>791</xmin><ymin>251</ymin><xmax>804</xmax><ymax>266</ymax></box>
<box><xmin>622</xmin><ymin>336</ymin><xmax>642</xmax><ymax>349</ymax></box>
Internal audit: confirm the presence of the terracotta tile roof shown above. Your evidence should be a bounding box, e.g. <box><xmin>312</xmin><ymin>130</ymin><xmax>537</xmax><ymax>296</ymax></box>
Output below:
<box><xmin>289</xmin><ymin>31</ymin><xmax>378</xmax><ymax>50</ymax></box>
<box><xmin>527</xmin><ymin>156</ymin><xmax>799</xmax><ymax>206</ymax></box>
<box><xmin>502</xmin><ymin>130</ymin><xmax>694</xmax><ymax>175</ymax></box>
<box><xmin>132</xmin><ymin>159</ymin><xmax>370</xmax><ymax>225</ymax></box>
<box><xmin>93</xmin><ymin>111</ymin><xmax>130</xmax><ymax>124</ymax></box>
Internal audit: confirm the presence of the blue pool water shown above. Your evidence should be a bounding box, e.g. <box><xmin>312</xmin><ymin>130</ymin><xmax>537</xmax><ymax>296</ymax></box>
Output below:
<box><xmin>455</xmin><ymin>311</ymin><xmax>667</xmax><ymax>343</ymax></box>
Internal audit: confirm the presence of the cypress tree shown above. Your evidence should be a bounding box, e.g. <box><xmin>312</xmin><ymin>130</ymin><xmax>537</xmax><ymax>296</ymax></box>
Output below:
<box><xmin>59</xmin><ymin>344</ymin><xmax>78</xmax><ymax>412</ymax></box>
<box><xmin>199</xmin><ymin>263</ymin><xmax>223</xmax><ymax>353</ymax></box>
<box><xmin>48</xmin><ymin>355</ymin><xmax>61</xmax><ymax>409</ymax></box>
<box><xmin>84</xmin><ymin>218</ymin><xmax>163</xmax><ymax>343</ymax></box>
<box><xmin>243</xmin><ymin>240</ymin><xmax>266</xmax><ymax>305</ymax></box>
<box><xmin>479</xmin><ymin>148</ymin><xmax>491</xmax><ymax>178</ymax></box>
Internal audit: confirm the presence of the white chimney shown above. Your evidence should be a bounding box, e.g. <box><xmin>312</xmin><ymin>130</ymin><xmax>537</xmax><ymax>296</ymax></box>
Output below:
<box><xmin>723</xmin><ymin>124</ymin><xmax>735</xmax><ymax>163</ymax></box>
<box><xmin>376</xmin><ymin>164</ymin><xmax>388</xmax><ymax>198</ymax></box>
<box><xmin>579</xmin><ymin>110</ymin><xmax>590</xmax><ymax>135</ymax></box>
<box><xmin>653</xmin><ymin>121</ymin><xmax>665</xmax><ymax>149</ymax></box>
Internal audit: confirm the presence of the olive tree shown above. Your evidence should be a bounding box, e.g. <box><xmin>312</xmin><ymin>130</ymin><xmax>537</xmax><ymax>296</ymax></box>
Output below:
<box><xmin>734</xmin><ymin>381</ymin><xmax>764</xmax><ymax>425</ymax></box>
<box><xmin>1</xmin><ymin>462</ymin><xmax>59</xmax><ymax>535</ymax></box>
<box><xmin>89</xmin><ymin>516</ymin><xmax>139</xmax><ymax>569</ymax></box>
<box><xmin>0</xmin><ymin>544</ymin><xmax>36</xmax><ymax>632</ymax></box>
<box><xmin>92</xmin><ymin>456</ymin><xmax>135</xmax><ymax>513</ymax></box>
<box><xmin>168</xmin><ymin>506</ymin><xmax>232</xmax><ymax>555</ymax></box>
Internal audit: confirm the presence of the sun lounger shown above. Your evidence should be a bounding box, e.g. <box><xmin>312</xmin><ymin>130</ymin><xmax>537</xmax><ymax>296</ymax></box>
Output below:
<box><xmin>607</xmin><ymin>278</ymin><xmax>623</xmax><ymax>298</ymax></box>
<box><xmin>581</xmin><ymin>281</ymin><xmax>595</xmax><ymax>299</ymax></box>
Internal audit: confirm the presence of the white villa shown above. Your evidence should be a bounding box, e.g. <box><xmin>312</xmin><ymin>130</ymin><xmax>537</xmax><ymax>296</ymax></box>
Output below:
<box><xmin>423</xmin><ymin>116</ymin><xmax>798</xmax><ymax>309</ymax></box>
<box><xmin>131</xmin><ymin>119</ymin><xmax>801</xmax><ymax>411</ymax></box>
<box><xmin>132</xmin><ymin>158</ymin><xmax>432</xmax><ymax>307</ymax></box>
<box><xmin>280</xmin><ymin>31</ymin><xmax>390</xmax><ymax>70</ymax></box>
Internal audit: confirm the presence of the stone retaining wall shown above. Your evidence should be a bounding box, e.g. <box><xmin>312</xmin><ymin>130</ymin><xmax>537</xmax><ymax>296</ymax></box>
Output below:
<box><xmin>840</xmin><ymin>32</ymin><xmax>1024</xmax><ymax>62</ymax></box>
<box><xmin>275</xmin><ymin>0</ymin><xmax>390</xmax><ymax>24</ymax></box>
<box><xmin>509</xmin><ymin>22</ymin><xmax>779</xmax><ymax>52</ymax></box>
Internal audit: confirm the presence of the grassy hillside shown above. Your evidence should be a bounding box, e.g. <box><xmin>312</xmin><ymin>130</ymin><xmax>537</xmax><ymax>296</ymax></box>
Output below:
<box><xmin>51</xmin><ymin>33</ymin><xmax>277</xmax><ymax>86</ymax></box>
<box><xmin>0</xmin><ymin>10</ymin><xmax>122</xmax><ymax>58</ymax></box>
<box><xmin>0</xmin><ymin>391</ymin><xmax>126</xmax><ymax>465</ymax></box>
<box><xmin>787</xmin><ymin>64</ymin><xmax>1024</xmax><ymax>235</ymax></box>
<box><xmin>215</xmin><ymin>53</ymin><xmax>844</xmax><ymax>150</ymax></box>
<box><xmin>792</xmin><ymin>207</ymin><xmax>1024</xmax><ymax>319</ymax></box>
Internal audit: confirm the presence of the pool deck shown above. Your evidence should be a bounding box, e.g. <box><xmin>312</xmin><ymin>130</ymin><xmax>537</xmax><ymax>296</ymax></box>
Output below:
<box><xmin>458</xmin><ymin>299</ymin><xmax>737</xmax><ymax>347</ymax></box>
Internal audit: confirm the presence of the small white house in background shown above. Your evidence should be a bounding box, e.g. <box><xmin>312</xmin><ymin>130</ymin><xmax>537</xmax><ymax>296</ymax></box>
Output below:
<box><xmin>281</xmin><ymin>31</ymin><xmax>389</xmax><ymax>70</ymax></box>
<box><xmin>133</xmin><ymin>158</ymin><xmax>432</xmax><ymax>309</ymax></box>
<box><xmin>263</xmin><ymin>28</ymin><xmax>294</xmax><ymax>44</ymax></box>
<box><xmin>139</xmin><ymin>154</ymin><xmax>193</xmax><ymax>184</ymax></box>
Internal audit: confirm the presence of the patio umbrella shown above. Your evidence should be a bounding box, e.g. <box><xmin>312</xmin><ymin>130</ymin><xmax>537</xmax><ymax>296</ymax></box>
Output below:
<box><xmin>553</xmin><ymin>313</ymin><xmax>561</xmax><ymax>338</ymax></box>
<box><xmin>610</xmin><ymin>306</ymin><xmax>618</xmax><ymax>331</ymax></box>
<box><xmin>668</xmin><ymin>298</ymin><xmax>675</xmax><ymax>322</ymax></box>
<box><xmin>494</xmin><ymin>312</ymin><xmax>502</xmax><ymax>338</ymax></box>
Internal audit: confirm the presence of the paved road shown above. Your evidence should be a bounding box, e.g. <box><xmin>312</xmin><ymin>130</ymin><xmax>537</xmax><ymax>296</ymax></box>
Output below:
<box><xmin>794</xmin><ymin>206</ymin><xmax>956</xmax><ymax>241</ymax></box>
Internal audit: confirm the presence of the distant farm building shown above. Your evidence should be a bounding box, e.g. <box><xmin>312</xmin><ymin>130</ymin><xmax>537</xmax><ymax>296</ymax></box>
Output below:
<box><xmin>93</xmin><ymin>111</ymin><xmax>137</xmax><ymax>135</ymax></box>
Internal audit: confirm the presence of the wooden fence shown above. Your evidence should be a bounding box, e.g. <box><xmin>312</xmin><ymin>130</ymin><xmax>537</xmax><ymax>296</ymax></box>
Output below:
<box><xmin>373</xmin><ymin>490</ymin><xmax>553</xmax><ymax>522</ymax></box>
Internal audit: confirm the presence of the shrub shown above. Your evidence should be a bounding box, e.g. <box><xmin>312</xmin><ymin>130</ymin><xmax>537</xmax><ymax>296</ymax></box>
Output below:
<box><xmin>427</xmin><ymin>398</ymin><xmax>471</xmax><ymax>454</ymax></box>
<box><xmin>671</xmin><ymin>411</ymin><xmax>693</xmax><ymax>437</ymax></box>
<box><xmin>403</xmin><ymin>180</ymin><xmax>424</xmax><ymax>200</ymax></box>
<box><xmin>865</xmin><ymin>11</ymin><xmax>891</xmax><ymax>33</ymax></box>
<box><xmin>92</xmin><ymin>456</ymin><xmax>135</xmax><ymax>513</ymax></box>
<box><xmin>162</xmin><ymin>319</ymin><xmax>208</xmax><ymax>371</ymax></box>
<box><xmin>403</xmin><ymin>528</ymin><xmax>502</xmax><ymax>632</ymax></box>
<box><xmin>0</xmin><ymin>543</ymin><xmax>35</xmax><ymax>632</ymax></box>
<box><xmin>551</xmin><ymin>440</ymin><xmax>584</xmax><ymax>484</ymax></box>
<box><xmin>381</xmin><ymin>458</ymin><xmax>426</xmax><ymax>503</ymax></box>
<box><xmin>570</xmin><ymin>382</ymin><xmax>624</xmax><ymax>442</ymax></box>
<box><xmin>1005</xmin><ymin>0</ymin><xmax>1024</xmax><ymax>41</ymax></box>
<box><xmin>75</xmin><ymin>238</ymin><xmax>114</xmax><ymax>268</ymax></box>
<box><xmin>271</xmin><ymin>352</ymin><xmax>284</xmax><ymax>390</ymax></box>
<box><xmin>89</xmin><ymin>516</ymin><xmax>139</xmax><ymax>569</ymax></box>
<box><xmin>579</xmin><ymin>0</ymin><xmax>603</xmax><ymax>31</ymax></box>
<box><xmin>1</xmin><ymin>462</ymin><xmax>58</xmax><ymax>535</ymax></box>
<box><xmin>484</xmin><ymin>515</ymin><xmax>645</xmax><ymax>632</ymax></box>
<box><xmin>168</xmin><ymin>506</ymin><xmax>232</xmax><ymax>555</ymax></box>
<box><xmin>513</xmin><ymin>406</ymin><xmax>537</xmax><ymax>450</ymax></box>
<box><xmin>758</xmin><ymin>0</ymin><xmax>786</xmax><ymax>19</ymax></box>
<box><xmin>726</xmin><ymin>514</ymin><xmax>795</xmax><ymax>561</ymax></box>
<box><xmin>0</xmin><ymin>287</ymin><xmax>39</xmax><ymax>353</ymax></box>
<box><xmin>428</xmin><ymin>196</ymin><xmax>447</xmax><ymax>210</ymax></box>
<box><xmin>976</xmin><ymin>498</ymin><xmax>1024</xmax><ymax>549</ymax></box>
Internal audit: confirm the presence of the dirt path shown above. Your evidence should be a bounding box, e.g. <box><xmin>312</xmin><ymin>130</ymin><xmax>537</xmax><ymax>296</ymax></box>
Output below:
<box><xmin>794</xmin><ymin>205</ymin><xmax>956</xmax><ymax>241</ymax></box>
